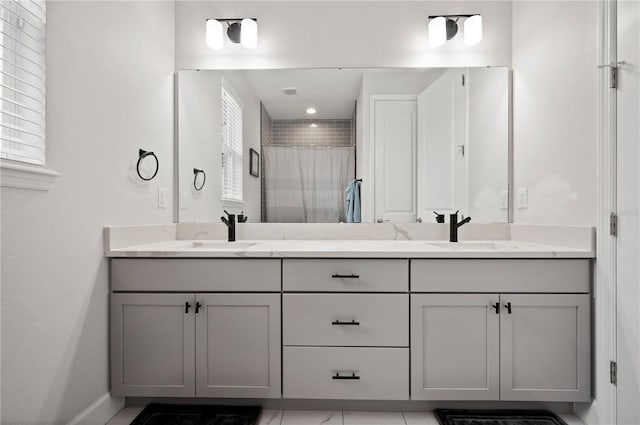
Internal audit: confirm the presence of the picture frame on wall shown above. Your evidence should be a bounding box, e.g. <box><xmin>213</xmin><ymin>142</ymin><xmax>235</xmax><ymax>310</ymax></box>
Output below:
<box><xmin>250</xmin><ymin>148</ymin><xmax>259</xmax><ymax>177</ymax></box>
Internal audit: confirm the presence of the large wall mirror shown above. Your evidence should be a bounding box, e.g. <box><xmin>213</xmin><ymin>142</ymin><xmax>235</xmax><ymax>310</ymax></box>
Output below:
<box><xmin>177</xmin><ymin>67</ymin><xmax>510</xmax><ymax>224</ymax></box>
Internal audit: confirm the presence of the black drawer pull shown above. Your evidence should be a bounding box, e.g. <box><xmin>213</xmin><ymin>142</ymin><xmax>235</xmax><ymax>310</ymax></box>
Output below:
<box><xmin>331</xmin><ymin>274</ymin><xmax>360</xmax><ymax>279</ymax></box>
<box><xmin>505</xmin><ymin>302</ymin><xmax>512</xmax><ymax>314</ymax></box>
<box><xmin>185</xmin><ymin>302</ymin><xmax>191</xmax><ymax>314</ymax></box>
<box><xmin>332</xmin><ymin>372</ymin><xmax>360</xmax><ymax>380</ymax></box>
<box><xmin>195</xmin><ymin>302</ymin><xmax>202</xmax><ymax>314</ymax></box>
<box><xmin>332</xmin><ymin>320</ymin><xmax>360</xmax><ymax>326</ymax></box>
<box><xmin>493</xmin><ymin>302</ymin><xmax>500</xmax><ymax>314</ymax></box>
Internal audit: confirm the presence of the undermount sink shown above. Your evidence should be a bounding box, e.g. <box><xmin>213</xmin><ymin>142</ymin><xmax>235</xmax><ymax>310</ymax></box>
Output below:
<box><xmin>184</xmin><ymin>241</ymin><xmax>257</xmax><ymax>250</ymax></box>
<box><xmin>428</xmin><ymin>241</ymin><xmax>521</xmax><ymax>250</ymax></box>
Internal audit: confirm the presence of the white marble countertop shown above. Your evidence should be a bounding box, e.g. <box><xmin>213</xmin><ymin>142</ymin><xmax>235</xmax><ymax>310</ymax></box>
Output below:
<box><xmin>106</xmin><ymin>239</ymin><xmax>594</xmax><ymax>258</ymax></box>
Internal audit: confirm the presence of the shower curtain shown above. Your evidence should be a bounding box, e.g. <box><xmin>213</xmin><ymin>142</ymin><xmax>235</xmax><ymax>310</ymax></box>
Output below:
<box><xmin>263</xmin><ymin>146</ymin><xmax>355</xmax><ymax>223</ymax></box>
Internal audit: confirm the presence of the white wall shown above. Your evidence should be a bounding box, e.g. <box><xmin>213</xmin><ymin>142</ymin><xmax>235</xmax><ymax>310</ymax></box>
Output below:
<box><xmin>0</xmin><ymin>2</ymin><xmax>175</xmax><ymax>424</ymax></box>
<box><xmin>177</xmin><ymin>70</ymin><xmax>261</xmax><ymax>222</ymax></box>
<box><xmin>512</xmin><ymin>1</ymin><xmax>598</xmax><ymax>225</ymax></box>
<box><xmin>467</xmin><ymin>67</ymin><xmax>509</xmax><ymax>222</ymax></box>
<box><xmin>175</xmin><ymin>1</ymin><xmax>512</xmax><ymax>70</ymax></box>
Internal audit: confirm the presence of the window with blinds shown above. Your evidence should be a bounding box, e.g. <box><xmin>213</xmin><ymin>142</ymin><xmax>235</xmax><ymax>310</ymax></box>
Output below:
<box><xmin>221</xmin><ymin>85</ymin><xmax>243</xmax><ymax>202</ymax></box>
<box><xmin>0</xmin><ymin>0</ymin><xmax>46</xmax><ymax>165</ymax></box>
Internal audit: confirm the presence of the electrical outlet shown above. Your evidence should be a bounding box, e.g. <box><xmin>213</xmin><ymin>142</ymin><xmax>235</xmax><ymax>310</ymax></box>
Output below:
<box><xmin>517</xmin><ymin>188</ymin><xmax>528</xmax><ymax>209</ymax></box>
<box><xmin>500</xmin><ymin>190</ymin><xmax>509</xmax><ymax>209</ymax></box>
<box><xmin>180</xmin><ymin>191</ymin><xmax>187</xmax><ymax>210</ymax></box>
<box><xmin>158</xmin><ymin>188</ymin><xmax>167</xmax><ymax>209</ymax></box>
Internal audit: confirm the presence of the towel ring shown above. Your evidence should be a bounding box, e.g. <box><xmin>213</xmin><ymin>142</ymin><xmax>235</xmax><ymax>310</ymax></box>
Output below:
<box><xmin>193</xmin><ymin>168</ymin><xmax>206</xmax><ymax>191</ymax></box>
<box><xmin>136</xmin><ymin>149</ymin><xmax>159</xmax><ymax>181</ymax></box>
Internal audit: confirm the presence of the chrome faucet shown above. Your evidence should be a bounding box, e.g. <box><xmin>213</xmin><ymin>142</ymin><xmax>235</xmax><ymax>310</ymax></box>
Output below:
<box><xmin>449</xmin><ymin>210</ymin><xmax>471</xmax><ymax>242</ymax></box>
<box><xmin>220</xmin><ymin>210</ymin><xmax>236</xmax><ymax>242</ymax></box>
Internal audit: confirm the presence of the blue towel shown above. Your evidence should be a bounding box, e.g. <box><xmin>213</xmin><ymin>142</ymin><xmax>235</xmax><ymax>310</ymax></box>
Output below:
<box><xmin>345</xmin><ymin>180</ymin><xmax>361</xmax><ymax>223</ymax></box>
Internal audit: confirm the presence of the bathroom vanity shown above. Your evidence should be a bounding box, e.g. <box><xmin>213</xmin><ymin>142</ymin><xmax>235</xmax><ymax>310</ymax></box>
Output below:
<box><xmin>106</xmin><ymin>224</ymin><xmax>593</xmax><ymax>405</ymax></box>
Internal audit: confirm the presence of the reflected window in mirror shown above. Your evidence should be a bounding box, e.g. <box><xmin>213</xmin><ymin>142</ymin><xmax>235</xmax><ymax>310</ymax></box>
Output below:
<box><xmin>221</xmin><ymin>81</ymin><xmax>244</xmax><ymax>202</ymax></box>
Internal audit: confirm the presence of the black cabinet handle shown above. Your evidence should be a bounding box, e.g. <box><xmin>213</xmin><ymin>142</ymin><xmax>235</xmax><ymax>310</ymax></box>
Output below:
<box><xmin>195</xmin><ymin>302</ymin><xmax>202</xmax><ymax>314</ymax></box>
<box><xmin>332</xmin><ymin>372</ymin><xmax>360</xmax><ymax>380</ymax></box>
<box><xmin>493</xmin><ymin>302</ymin><xmax>500</xmax><ymax>314</ymax></box>
<box><xmin>505</xmin><ymin>302</ymin><xmax>512</xmax><ymax>314</ymax></box>
<box><xmin>331</xmin><ymin>274</ymin><xmax>360</xmax><ymax>279</ymax></box>
<box><xmin>185</xmin><ymin>302</ymin><xmax>191</xmax><ymax>314</ymax></box>
<box><xmin>331</xmin><ymin>320</ymin><xmax>360</xmax><ymax>326</ymax></box>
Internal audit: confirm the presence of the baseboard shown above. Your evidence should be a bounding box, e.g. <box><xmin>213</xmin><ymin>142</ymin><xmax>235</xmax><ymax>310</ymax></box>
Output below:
<box><xmin>66</xmin><ymin>393</ymin><xmax>124</xmax><ymax>425</ymax></box>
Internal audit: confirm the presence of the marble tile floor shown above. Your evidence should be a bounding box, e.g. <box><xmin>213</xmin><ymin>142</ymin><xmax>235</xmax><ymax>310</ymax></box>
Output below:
<box><xmin>106</xmin><ymin>407</ymin><xmax>584</xmax><ymax>425</ymax></box>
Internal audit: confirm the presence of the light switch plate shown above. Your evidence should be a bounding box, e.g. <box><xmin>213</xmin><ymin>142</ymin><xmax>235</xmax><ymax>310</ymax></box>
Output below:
<box><xmin>158</xmin><ymin>187</ymin><xmax>167</xmax><ymax>208</ymax></box>
<box><xmin>500</xmin><ymin>191</ymin><xmax>509</xmax><ymax>209</ymax></box>
<box><xmin>517</xmin><ymin>188</ymin><xmax>528</xmax><ymax>209</ymax></box>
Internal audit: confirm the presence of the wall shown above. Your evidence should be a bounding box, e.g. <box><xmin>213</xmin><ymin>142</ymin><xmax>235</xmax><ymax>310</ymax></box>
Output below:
<box><xmin>175</xmin><ymin>1</ymin><xmax>512</xmax><ymax>70</ymax></box>
<box><xmin>512</xmin><ymin>1</ymin><xmax>598</xmax><ymax>225</ymax></box>
<box><xmin>177</xmin><ymin>70</ymin><xmax>261</xmax><ymax>223</ymax></box>
<box><xmin>0</xmin><ymin>2</ymin><xmax>175</xmax><ymax>424</ymax></box>
<box><xmin>467</xmin><ymin>67</ymin><xmax>509</xmax><ymax>222</ymax></box>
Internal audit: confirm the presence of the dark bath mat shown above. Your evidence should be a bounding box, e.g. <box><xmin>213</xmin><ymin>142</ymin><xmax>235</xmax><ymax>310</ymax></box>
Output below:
<box><xmin>130</xmin><ymin>404</ymin><xmax>262</xmax><ymax>425</ymax></box>
<box><xmin>434</xmin><ymin>409</ymin><xmax>569</xmax><ymax>425</ymax></box>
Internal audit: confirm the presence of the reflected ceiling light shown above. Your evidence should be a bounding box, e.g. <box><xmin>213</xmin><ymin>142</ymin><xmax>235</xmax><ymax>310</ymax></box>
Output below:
<box><xmin>306</xmin><ymin>107</ymin><xmax>317</xmax><ymax>115</ymax></box>
<box><xmin>310</xmin><ymin>123</ymin><xmax>318</xmax><ymax>128</ymax></box>
<box><xmin>428</xmin><ymin>14</ymin><xmax>482</xmax><ymax>47</ymax></box>
<box><xmin>206</xmin><ymin>18</ymin><xmax>258</xmax><ymax>50</ymax></box>
<box><xmin>464</xmin><ymin>15</ymin><xmax>483</xmax><ymax>46</ymax></box>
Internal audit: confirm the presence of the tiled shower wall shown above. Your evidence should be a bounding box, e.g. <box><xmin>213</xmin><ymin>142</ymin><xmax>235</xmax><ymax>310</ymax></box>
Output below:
<box><xmin>270</xmin><ymin>119</ymin><xmax>353</xmax><ymax>146</ymax></box>
<box><xmin>260</xmin><ymin>103</ymin><xmax>272</xmax><ymax>222</ymax></box>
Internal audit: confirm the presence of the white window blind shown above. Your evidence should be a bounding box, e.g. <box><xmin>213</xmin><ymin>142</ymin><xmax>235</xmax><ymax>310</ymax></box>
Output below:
<box><xmin>221</xmin><ymin>85</ymin><xmax>243</xmax><ymax>202</ymax></box>
<box><xmin>0</xmin><ymin>0</ymin><xmax>46</xmax><ymax>165</ymax></box>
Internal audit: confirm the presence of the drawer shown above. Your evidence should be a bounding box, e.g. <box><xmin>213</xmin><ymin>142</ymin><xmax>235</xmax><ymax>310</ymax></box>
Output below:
<box><xmin>283</xmin><ymin>294</ymin><xmax>408</xmax><ymax>347</ymax></box>
<box><xmin>411</xmin><ymin>259</ymin><xmax>590</xmax><ymax>293</ymax></box>
<box><xmin>283</xmin><ymin>259</ymin><xmax>408</xmax><ymax>292</ymax></box>
<box><xmin>111</xmin><ymin>259</ymin><xmax>281</xmax><ymax>292</ymax></box>
<box><xmin>283</xmin><ymin>346</ymin><xmax>409</xmax><ymax>400</ymax></box>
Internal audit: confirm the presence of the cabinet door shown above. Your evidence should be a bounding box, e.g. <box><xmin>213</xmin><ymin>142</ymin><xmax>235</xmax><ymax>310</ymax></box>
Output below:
<box><xmin>410</xmin><ymin>294</ymin><xmax>500</xmax><ymax>400</ymax></box>
<box><xmin>195</xmin><ymin>294</ymin><xmax>281</xmax><ymax>398</ymax></box>
<box><xmin>500</xmin><ymin>294</ymin><xmax>590</xmax><ymax>402</ymax></box>
<box><xmin>111</xmin><ymin>293</ymin><xmax>195</xmax><ymax>397</ymax></box>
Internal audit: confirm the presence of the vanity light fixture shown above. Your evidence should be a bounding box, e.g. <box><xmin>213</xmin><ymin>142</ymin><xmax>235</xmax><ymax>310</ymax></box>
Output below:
<box><xmin>428</xmin><ymin>14</ymin><xmax>482</xmax><ymax>47</ymax></box>
<box><xmin>306</xmin><ymin>107</ymin><xmax>317</xmax><ymax>115</ymax></box>
<box><xmin>206</xmin><ymin>18</ymin><xmax>258</xmax><ymax>50</ymax></box>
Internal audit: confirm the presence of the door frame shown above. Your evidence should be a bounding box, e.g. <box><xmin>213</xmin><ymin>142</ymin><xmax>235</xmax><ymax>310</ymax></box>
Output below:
<box><xmin>575</xmin><ymin>0</ymin><xmax>618</xmax><ymax>423</ymax></box>
<box><xmin>367</xmin><ymin>94</ymin><xmax>418</xmax><ymax>223</ymax></box>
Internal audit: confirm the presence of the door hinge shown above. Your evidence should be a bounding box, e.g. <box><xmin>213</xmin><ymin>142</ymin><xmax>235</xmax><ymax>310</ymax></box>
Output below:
<box><xmin>610</xmin><ymin>212</ymin><xmax>618</xmax><ymax>236</ymax></box>
<box><xmin>598</xmin><ymin>61</ymin><xmax>626</xmax><ymax>89</ymax></box>
<box><xmin>610</xmin><ymin>361</ymin><xmax>617</xmax><ymax>385</ymax></box>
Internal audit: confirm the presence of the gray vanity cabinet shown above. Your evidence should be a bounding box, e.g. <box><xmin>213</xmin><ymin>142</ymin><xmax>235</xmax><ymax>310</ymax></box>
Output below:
<box><xmin>110</xmin><ymin>258</ymin><xmax>282</xmax><ymax>399</ymax></box>
<box><xmin>410</xmin><ymin>294</ymin><xmax>500</xmax><ymax>400</ymax></box>
<box><xmin>111</xmin><ymin>293</ymin><xmax>196</xmax><ymax>397</ymax></box>
<box><xmin>195</xmin><ymin>294</ymin><xmax>281</xmax><ymax>398</ymax></box>
<box><xmin>500</xmin><ymin>294</ymin><xmax>590</xmax><ymax>402</ymax></box>
<box><xmin>410</xmin><ymin>292</ymin><xmax>591</xmax><ymax>402</ymax></box>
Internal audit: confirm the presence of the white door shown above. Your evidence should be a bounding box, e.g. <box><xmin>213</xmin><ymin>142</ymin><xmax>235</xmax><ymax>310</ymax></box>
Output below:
<box><xmin>500</xmin><ymin>294</ymin><xmax>591</xmax><ymax>402</ymax></box>
<box><xmin>616</xmin><ymin>1</ymin><xmax>640</xmax><ymax>423</ymax></box>
<box><xmin>417</xmin><ymin>69</ymin><xmax>468</xmax><ymax>222</ymax></box>
<box><xmin>410</xmin><ymin>294</ymin><xmax>500</xmax><ymax>400</ymax></box>
<box><xmin>373</xmin><ymin>99</ymin><xmax>417</xmax><ymax>223</ymax></box>
<box><xmin>110</xmin><ymin>293</ymin><xmax>196</xmax><ymax>397</ymax></box>
<box><xmin>195</xmin><ymin>293</ymin><xmax>281</xmax><ymax>398</ymax></box>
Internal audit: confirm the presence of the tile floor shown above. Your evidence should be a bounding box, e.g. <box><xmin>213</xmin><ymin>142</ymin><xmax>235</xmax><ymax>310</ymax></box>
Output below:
<box><xmin>107</xmin><ymin>407</ymin><xmax>584</xmax><ymax>425</ymax></box>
